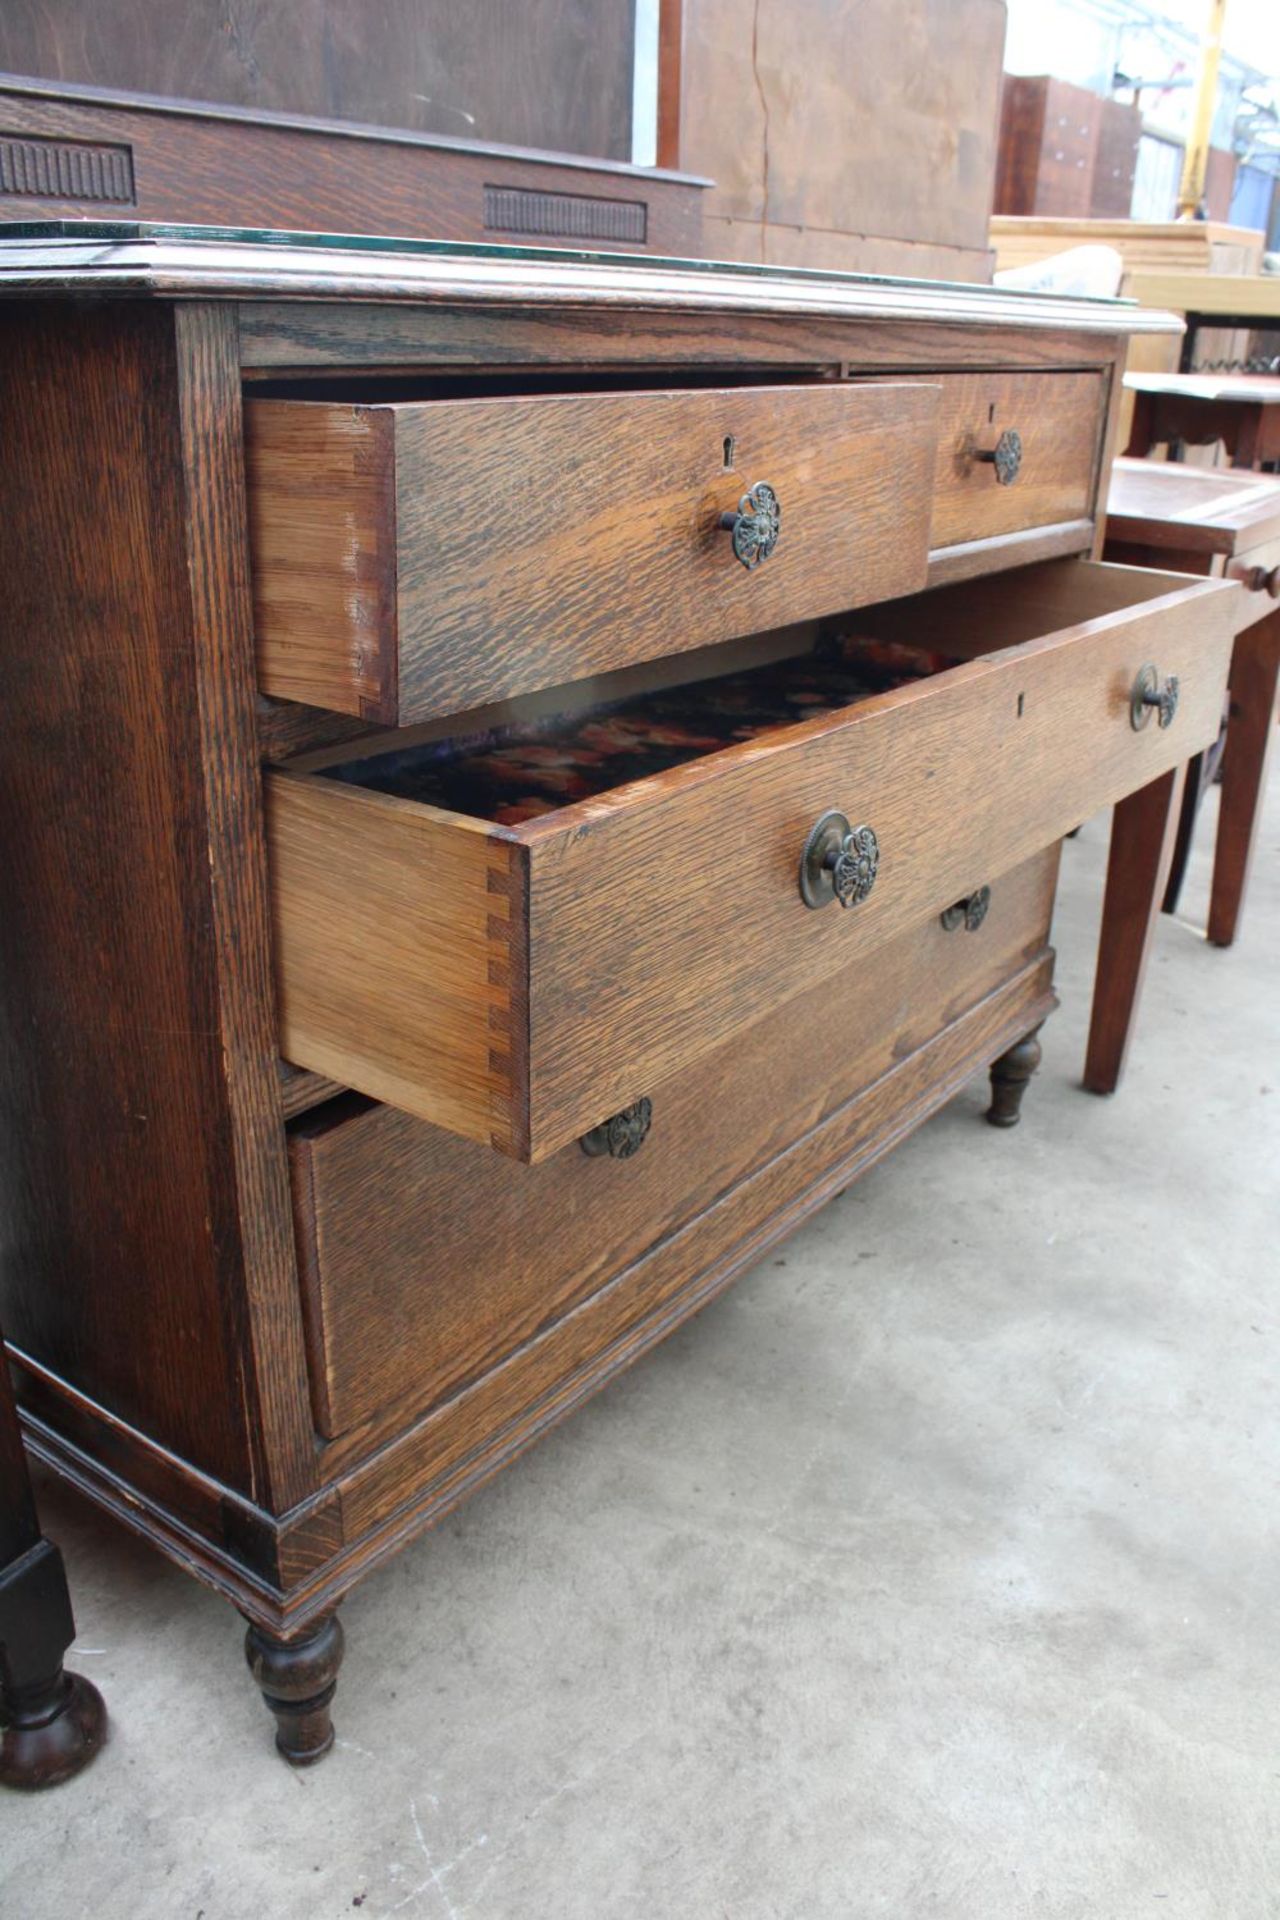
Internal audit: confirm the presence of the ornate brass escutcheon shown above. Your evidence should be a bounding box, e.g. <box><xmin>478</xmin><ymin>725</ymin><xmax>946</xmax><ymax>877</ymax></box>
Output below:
<box><xmin>799</xmin><ymin>811</ymin><xmax>880</xmax><ymax>911</ymax></box>
<box><xmin>940</xmin><ymin>885</ymin><xmax>991</xmax><ymax>932</ymax></box>
<box><xmin>1130</xmin><ymin>663</ymin><xmax>1180</xmax><ymax>732</ymax></box>
<box><xmin>975</xmin><ymin>427</ymin><xmax>1022</xmax><ymax>486</ymax></box>
<box><xmin>719</xmin><ymin>480</ymin><xmax>781</xmax><ymax>570</ymax></box>
<box><xmin>580</xmin><ymin>1098</ymin><xmax>653</xmax><ymax>1160</ymax></box>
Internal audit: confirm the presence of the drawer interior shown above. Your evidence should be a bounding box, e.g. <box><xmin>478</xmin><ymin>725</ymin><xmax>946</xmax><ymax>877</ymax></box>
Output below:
<box><xmin>304</xmin><ymin>557</ymin><xmax>1210</xmax><ymax>828</ymax></box>
<box><xmin>316</xmin><ymin>633</ymin><xmax>957</xmax><ymax>826</ymax></box>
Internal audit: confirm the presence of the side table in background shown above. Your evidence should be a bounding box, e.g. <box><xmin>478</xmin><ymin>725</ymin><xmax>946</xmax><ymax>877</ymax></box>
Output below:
<box><xmin>1104</xmin><ymin>456</ymin><xmax>1280</xmax><ymax>945</ymax></box>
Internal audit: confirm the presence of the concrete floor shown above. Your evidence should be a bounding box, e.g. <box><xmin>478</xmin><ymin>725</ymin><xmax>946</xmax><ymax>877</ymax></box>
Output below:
<box><xmin>4</xmin><ymin>761</ymin><xmax>1278</xmax><ymax>1920</ymax></box>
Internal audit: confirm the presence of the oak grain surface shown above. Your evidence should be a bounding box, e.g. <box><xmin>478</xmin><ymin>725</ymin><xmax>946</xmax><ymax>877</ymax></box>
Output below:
<box><xmin>267</xmin><ymin>776</ymin><xmax>529</xmax><ymax>1156</ymax></box>
<box><xmin>0</xmin><ymin>302</ymin><xmax>310</xmax><ymax>1501</ymax></box>
<box><xmin>922</xmin><ymin>370</ymin><xmax>1106</xmax><ymax>546</ymax></box>
<box><xmin>291</xmin><ymin>850</ymin><xmax>1060</xmax><ymax>1439</ymax></box>
<box><xmin>333</xmin><ymin>964</ymin><xmax>1058</xmax><ymax>1544</ymax></box>
<box><xmin>247</xmin><ymin>382</ymin><xmax>939</xmax><ymax>722</ymax></box>
<box><xmin>524</xmin><ymin>564</ymin><xmax>1231</xmax><ymax>1155</ymax></box>
<box><xmin>238</xmin><ymin>304</ymin><xmax>1134</xmax><ymax>377</ymax></box>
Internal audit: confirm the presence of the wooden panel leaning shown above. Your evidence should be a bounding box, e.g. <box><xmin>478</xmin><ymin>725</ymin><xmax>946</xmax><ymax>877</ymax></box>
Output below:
<box><xmin>246</xmin><ymin>382</ymin><xmax>940</xmax><ymax>723</ymax></box>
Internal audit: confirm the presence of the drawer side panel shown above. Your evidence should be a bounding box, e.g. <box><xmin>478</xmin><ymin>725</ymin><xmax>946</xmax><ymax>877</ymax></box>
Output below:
<box><xmin>247</xmin><ymin>401</ymin><xmax>399</xmax><ymax>722</ymax></box>
<box><xmin>266</xmin><ymin>774</ymin><xmax>529</xmax><ymax>1156</ymax></box>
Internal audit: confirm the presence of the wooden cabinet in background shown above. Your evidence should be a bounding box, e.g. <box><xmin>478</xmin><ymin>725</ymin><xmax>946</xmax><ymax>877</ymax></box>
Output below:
<box><xmin>995</xmin><ymin>75</ymin><xmax>1141</xmax><ymax>221</ymax></box>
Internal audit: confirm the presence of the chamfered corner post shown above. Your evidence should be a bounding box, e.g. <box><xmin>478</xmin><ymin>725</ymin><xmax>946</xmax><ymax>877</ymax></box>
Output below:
<box><xmin>986</xmin><ymin>1024</ymin><xmax>1044</xmax><ymax>1129</ymax></box>
<box><xmin>244</xmin><ymin>1611</ymin><xmax>345</xmax><ymax>1766</ymax></box>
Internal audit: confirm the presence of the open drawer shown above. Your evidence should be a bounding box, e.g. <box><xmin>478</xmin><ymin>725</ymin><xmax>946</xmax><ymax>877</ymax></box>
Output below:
<box><xmin>266</xmin><ymin>558</ymin><xmax>1237</xmax><ymax>1162</ymax></box>
<box><xmin>245</xmin><ymin>380</ymin><xmax>938</xmax><ymax>724</ymax></box>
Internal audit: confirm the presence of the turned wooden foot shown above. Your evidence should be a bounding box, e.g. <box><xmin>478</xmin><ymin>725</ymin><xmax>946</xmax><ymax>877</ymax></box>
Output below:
<box><xmin>2</xmin><ymin>1298</ymin><xmax>108</xmax><ymax>1791</ymax></box>
<box><xmin>0</xmin><ymin>1540</ymin><xmax>108</xmax><ymax>1791</ymax></box>
<box><xmin>986</xmin><ymin>1027</ymin><xmax>1043</xmax><ymax>1129</ymax></box>
<box><xmin>245</xmin><ymin>1613</ymin><xmax>344</xmax><ymax>1767</ymax></box>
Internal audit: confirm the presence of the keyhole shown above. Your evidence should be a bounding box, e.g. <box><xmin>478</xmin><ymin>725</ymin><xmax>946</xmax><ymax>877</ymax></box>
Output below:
<box><xmin>988</xmin><ymin>403</ymin><xmax>996</xmax><ymax>425</ymax></box>
<box><xmin>723</xmin><ymin>435</ymin><xmax>736</xmax><ymax>469</ymax></box>
<box><xmin>1017</xmin><ymin>691</ymin><xmax>1026</xmax><ymax>718</ymax></box>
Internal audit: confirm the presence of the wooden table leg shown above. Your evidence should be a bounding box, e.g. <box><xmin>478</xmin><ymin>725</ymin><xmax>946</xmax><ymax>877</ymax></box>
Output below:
<box><xmin>1123</xmin><ymin>389</ymin><xmax>1157</xmax><ymax>458</ymax></box>
<box><xmin>1208</xmin><ymin>610</ymin><xmax>1280</xmax><ymax>948</ymax></box>
<box><xmin>1161</xmin><ymin>748</ymin><xmax>1205</xmax><ymax>917</ymax></box>
<box><xmin>1229</xmin><ymin>406</ymin><xmax>1263</xmax><ymax>471</ymax></box>
<box><xmin>0</xmin><ymin>1331</ymin><xmax>108</xmax><ymax>1790</ymax></box>
<box><xmin>1084</xmin><ymin>764</ymin><xmax>1187</xmax><ymax>1096</ymax></box>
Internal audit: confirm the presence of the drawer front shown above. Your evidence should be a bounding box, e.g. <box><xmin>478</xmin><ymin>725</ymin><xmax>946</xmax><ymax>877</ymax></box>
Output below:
<box><xmin>247</xmin><ymin>382</ymin><xmax>939</xmax><ymax>725</ymax></box>
<box><xmin>267</xmin><ymin>560</ymin><xmax>1236</xmax><ymax>1162</ymax></box>
<box><xmin>291</xmin><ymin>850</ymin><xmax>1060</xmax><ymax>1441</ymax></box>
<box><xmin>924</xmin><ymin>371</ymin><xmax>1107</xmax><ymax>549</ymax></box>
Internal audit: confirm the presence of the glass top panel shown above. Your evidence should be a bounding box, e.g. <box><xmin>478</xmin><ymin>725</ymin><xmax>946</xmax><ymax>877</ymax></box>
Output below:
<box><xmin>0</xmin><ymin>219</ymin><xmax>1136</xmax><ymax>307</ymax></box>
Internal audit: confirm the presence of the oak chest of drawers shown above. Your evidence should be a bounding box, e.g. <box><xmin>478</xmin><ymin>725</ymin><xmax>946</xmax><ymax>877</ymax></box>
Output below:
<box><xmin>0</xmin><ymin>223</ymin><xmax>1238</xmax><ymax>1763</ymax></box>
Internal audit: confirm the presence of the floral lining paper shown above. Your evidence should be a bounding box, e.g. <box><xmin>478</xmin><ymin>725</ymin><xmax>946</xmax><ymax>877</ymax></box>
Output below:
<box><xmin>326</xmin><ymin>639</ymin><xmax>953</xmax><ymax>827</ymax></box>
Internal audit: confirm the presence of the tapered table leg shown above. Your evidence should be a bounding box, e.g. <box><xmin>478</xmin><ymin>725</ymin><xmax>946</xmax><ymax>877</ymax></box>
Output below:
<box><xmin>1</xmin><ymin>1322</ymin><xmax>107</xmax><ymax>1790</ymax></box>
<box><xmin>1161</xmin><ymin>749</ymin><xmax>1206</xmax><ymax>917</ymax></box>
<box><xmin>1208</xmin><ymin>609</ymin><xmax>1280</xmax><ymax>949</ymax></box>
<box><xmin>1123</xmin><ymin>389</ymin><xmax>1156</xmax><ymax>458</ymax></box>
<box><xmin>1084</xmin><ymin>764</ymin><xmax>1187</xmax><ymax>1097</ymax></box>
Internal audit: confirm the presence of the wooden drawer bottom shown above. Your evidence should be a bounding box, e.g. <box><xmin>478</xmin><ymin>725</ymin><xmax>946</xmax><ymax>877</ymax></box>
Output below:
<box><xmin>290</xmin><ymin>846</ymin><xmax>1061</xmax><ymax>1448</ymax></box>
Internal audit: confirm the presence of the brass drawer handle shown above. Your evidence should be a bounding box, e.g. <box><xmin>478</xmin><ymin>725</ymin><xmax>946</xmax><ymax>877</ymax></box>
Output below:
<box><xmin>975</xmin><ymin>428</ymin><xmax>1022</xmax><ymax>486</ymax></box>
<box><xmin>799</xmin><ymin>811</ymin><xmax>880</xmax><ymax>911</ymax></box>
<box><xmin>580</xmin><ymin>1098</ymin><xmax>652</xmax><ymax>1159</ymax></box>
<box><xmin>1130</xmin><ymin>663</ymin><xmax>1180</xmax><ymax>731</ymax></box>
<box><xmin>1243</xmin><ymin>563</ymin><xmax>1280</xmax><ymax>598</ymax></box>
<box><xmin>940</xmin><ymin>886</ymin><xmax>991</xmax><ymax>932</ymax></box>
<box><xmin>719</xmin><ymin>481</ymin><xmax>781</xmax><ymax>569</ymax></box>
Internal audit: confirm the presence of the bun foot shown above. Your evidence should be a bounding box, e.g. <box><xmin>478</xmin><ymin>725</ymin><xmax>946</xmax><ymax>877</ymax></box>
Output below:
<box><xmin>0</xmin><ymin>1667</ymin><xmax>108</xmax><ymax>1791</ymax></box>
<box><xmin>0</xmin><ymin>1537</ymin><xmax>108</xmax><ymax>1791</ymax></box>
<box><xmin>245</xmin><ymin>1613</ymin><xmax>344</xmax><ymax>1766</ymax></box>
<box><xmin>986</xmin><ymin>1026</ymin><xmax>1043</xmax><ymax>1129</ymax></box>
